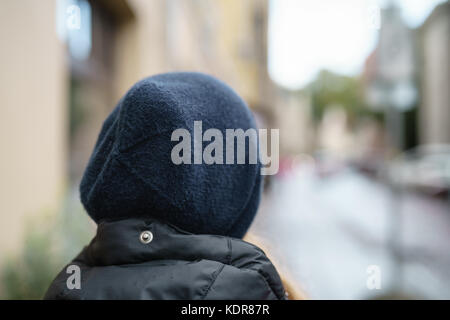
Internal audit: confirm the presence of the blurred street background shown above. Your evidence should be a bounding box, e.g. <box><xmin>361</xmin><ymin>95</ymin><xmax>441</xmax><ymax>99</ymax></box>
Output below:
<box><xmin>0</xmin><ymin>0</ymin><xmax>449</xmax><ymax>299</ymax></box>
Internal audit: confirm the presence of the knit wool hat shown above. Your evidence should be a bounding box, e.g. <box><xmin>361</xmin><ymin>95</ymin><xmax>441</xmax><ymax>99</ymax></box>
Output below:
<box><xmin>79</xmin><ymin>72</ymin><xmax>262</xmax><ymax>238</ymax></box>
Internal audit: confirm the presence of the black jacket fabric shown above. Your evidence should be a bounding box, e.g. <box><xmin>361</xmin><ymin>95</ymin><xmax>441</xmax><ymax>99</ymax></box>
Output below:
<box><xmin>44</xmin><ymin>218</ymin><xmax>286</xmax><ymax>300</ymax></box>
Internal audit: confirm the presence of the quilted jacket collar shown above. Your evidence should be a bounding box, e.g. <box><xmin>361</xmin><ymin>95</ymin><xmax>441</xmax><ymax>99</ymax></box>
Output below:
<box><xmin>85</xmin><ymin>218</ymin><xmax>237</xmax><ymax>267</ymax></box>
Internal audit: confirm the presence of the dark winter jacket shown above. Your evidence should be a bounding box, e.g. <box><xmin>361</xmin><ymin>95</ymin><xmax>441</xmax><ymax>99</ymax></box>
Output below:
<box><xmin>44</xmin><ymin>218</ymin><xmax>286</xmax><ymax>300</ymax></box>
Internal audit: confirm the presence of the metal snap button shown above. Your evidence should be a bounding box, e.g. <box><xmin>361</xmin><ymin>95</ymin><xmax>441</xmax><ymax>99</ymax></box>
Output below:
<box><xmin>139</xmin><ymin>230</ymin><xmax>153</xmax><ymax>244</ymax></box>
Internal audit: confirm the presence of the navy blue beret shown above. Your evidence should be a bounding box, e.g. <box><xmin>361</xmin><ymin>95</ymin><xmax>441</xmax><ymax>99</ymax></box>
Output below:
<box><xmin>80</xmin><ymin>72</ymin><xmax>262</xmax><ymax>238</ymax></box>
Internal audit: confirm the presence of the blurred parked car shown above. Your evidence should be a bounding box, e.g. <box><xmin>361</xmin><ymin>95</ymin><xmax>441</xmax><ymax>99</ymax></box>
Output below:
<box><xmin>389</xmin><ymin>144</ymin><xmax>450</xmax><ymax>198</ymax></box>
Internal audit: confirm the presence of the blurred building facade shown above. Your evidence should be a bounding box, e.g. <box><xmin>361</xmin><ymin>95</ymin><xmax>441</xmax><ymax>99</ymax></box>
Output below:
<box><xmin>273</xmin><ymin>88</ymin><xmax>312</xmax><ymax>156</ymax></box>
<box><xmin>418</xmin><ymin>1</ymin><xmax>450</xmax><ymax>145</ymax></box>
<box><xmin>363</xmin><ymin>4</ymin><xmax>418</xmax><ymax>151</ymax></box>
<box><xmin>364</xmin><ymin>1</ymin><xmax>450</xmax><ymax>150</ymax></box>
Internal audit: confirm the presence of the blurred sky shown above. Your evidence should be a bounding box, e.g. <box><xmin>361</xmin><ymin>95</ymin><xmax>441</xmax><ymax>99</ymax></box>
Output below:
<box><xmin>268</xmin><ymin>0</ymin><xmax>447</xmax><ymax>89</ymax></box>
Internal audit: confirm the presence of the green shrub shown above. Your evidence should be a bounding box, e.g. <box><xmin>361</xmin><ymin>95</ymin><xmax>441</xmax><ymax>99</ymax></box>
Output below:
<box><xmin>1</xmin><ymin>201</ymin><xmax>94</xmax><ymax>299</ymax></box>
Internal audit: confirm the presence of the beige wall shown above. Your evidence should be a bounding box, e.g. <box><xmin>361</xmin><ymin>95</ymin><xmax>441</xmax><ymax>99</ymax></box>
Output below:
<box><xmin>0</xmin><ymin>0</ymin><xmax>67</xmax><ymax>260</ymax></box>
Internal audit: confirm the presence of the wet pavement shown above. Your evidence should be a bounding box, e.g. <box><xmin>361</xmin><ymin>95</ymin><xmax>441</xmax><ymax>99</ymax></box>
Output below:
<box><xmin>249</xmin><ymin>165</ymin><xmax>450</xmax><ymax>299</ymax></box>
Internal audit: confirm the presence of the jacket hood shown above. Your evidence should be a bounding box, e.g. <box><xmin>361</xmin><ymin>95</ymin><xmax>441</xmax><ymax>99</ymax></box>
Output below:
<box><xmin>45</xmin><ymin>218</ymin><xmax>286</xmax><ymax>300</ymax></box>
<box><xmin>79</xmin><ymin>72</ymin><xmax>262</xmax><ymax>238</ymax></box>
